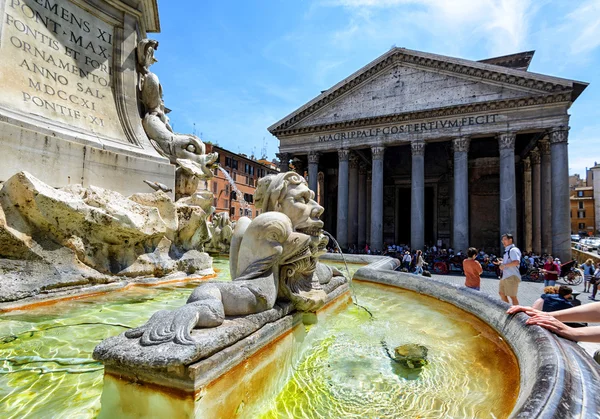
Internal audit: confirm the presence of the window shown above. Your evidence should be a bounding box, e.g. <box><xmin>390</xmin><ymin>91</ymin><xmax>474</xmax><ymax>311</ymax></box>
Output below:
<box><xmin>243</xmin><ymin>193</ymin><xmax>254</xmax><ymax>203</ymax></box>
<box><xmin>578</xmin><ymin>211</ymin><xmax>586</xmax><ymax>218</ymax></box>
<box><xmin>225</xmin><ymin>157</ymin><xmax>232</xmax><ymax>167</ymax></box>
<box><xmin>225</xmin><ymin>184</ymin><xmax>229</xmax><ymax>194</ymax></box>
<box><xmin>578</xmin><ymin>191</ymin><xmax>584</xmax><ymax>197</ymax></box>
<box><xmin>246</xmin><ymin>176</ymin><xmax>250</xmax><ymax>185</ymax></box>
<box><xmin>225</xmin><ymin>200</ymin><xmax>229</xmax><ymax>208</ymax></box>
<box><xmin>256</xmin><ymin>210</ymin><xmax>260</xmax><ymax>217</ymax></box>
<box><xmin>579</xmin><ymin>201</ymin><xmax>584</xmax><ymax>209</ymax></box>
<box><xmin>239</xmin><ymin>208</ymin><xmax>243</xmax><ymax>216</ymax></box>
<box><xmin>244</xmin><ymin>163</ymin><xmax>249</xmax><ymax>173</ymax></box>
<box><xmin>231</xmin><ymin>191</ymin><xmax>237</xmax><ymax>200</ymax></box>
<box><xmin>213</xmin><ymin>198</ymin><xmax>217</xmax><ymax>207</ymax></box>
<box><xmin>232</xmin><ymin>172</ymin><xmax>237</xmax><ymax>181</ymax></box>
<box><xmin>579</xmin><ymin>223</ymin><xmax>586</xmax><ymax>229</ymax></box>
<box><xmin>212</xmin><ymin>182</ymin><xmax>217</xmax><ymax>194</ymax></box>
<box><xmin>230</xmin><ymin>207</ymin><xmax>235</xmax><ymax>216</ymax></box>
<box><xmin>232</xmin><ymin>159</ymin><xmax>238</xmax><ymax>170</ymax></box>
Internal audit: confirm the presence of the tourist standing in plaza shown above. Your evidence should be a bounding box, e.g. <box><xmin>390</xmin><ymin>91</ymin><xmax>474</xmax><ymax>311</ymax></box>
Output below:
<box><xmin>540</xmin><ymin>255</ymin><xmax>560</xmax><ymax>287</ymax></box>
<box><xmin>414</xmin><ymin>250</ymin><xmax>427</xmax><ymax>275</ymax></box>
<box><xmin>463</xmin><ymin>247</ymin><xmax>483</xmax><ymax>290</ymax></box>
<box><xmin>498</xmin><ymin>233</ymin><xmax>521</xmax><ymax>306</ymax></box>
<box><xmin>590</xmin><ymin>261</ymin><xmax>600</xmax><ymax>301</ymax></box>
<box><xmin>581</xmin><ymin>259</ymin><xmax>595</xmax><ymax>293</ymax></box>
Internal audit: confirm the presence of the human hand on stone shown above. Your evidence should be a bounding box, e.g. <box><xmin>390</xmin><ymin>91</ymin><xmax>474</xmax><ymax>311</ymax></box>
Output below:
<box><xmin>525</xmin><ymin>314</ymin><xmax>575</xmax><ymax>340</ymax></box>
<box><xmin>506</xmin><ymin>305</ymin><xmax>539</xmax><ymax>316</ymax></box>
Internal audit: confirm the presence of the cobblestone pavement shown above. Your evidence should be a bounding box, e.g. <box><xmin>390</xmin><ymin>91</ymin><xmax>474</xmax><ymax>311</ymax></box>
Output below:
<box><xmin>427</xmin><ymin>271</ymin><xmax>600</xmax><ymax>357</ymax></box>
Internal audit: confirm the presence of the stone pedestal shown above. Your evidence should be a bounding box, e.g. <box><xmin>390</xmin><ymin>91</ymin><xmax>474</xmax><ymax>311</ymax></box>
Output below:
<box><xmin>358</xmin><ymin>164</ymin><xmax>367</xmax><ymax>248</ymax></box>
<box><xmin>370</xmin><ymin>147</ymin><xmax>385</xmax><ymax>251</ymax></box>
<box><xmin>498</xmin><ymin>133</ymin><xmax>517</xmax><ymax>241</ymax></box>
<box><xmin>531</xmin><ymin>149</ymin><xmax>542</xmax><ymax>254</ymax></box>
<box><xmin>523</xmin><ymin>158</ymin><xmax>533</xmax><ymax>252</ymax></box>
<box><xmin>411</xmin><ymin>141</ymin><xmax>425</xmax><ymax>251</ymax></box>
<box><xmin>348</xmin><ymin>153</ymin><xmax>359</xmax><ymax>247</ymax></box>
<box><xmin>540</xmin><ymin>139</ymin><xmax>552</xmax><ymax>254</ymax></box>
<box><xmin>0</xmin><ymin>0</ymin><xmax>173</xmax><ymax>195</ymax></box>
<box><xmin>452</xmin><ymin>137</ymin><xmax>470</xmax><ymax>253</ymax></box>
<box><xmin>550</xmin><ymin>127</ymin><xmax>571</xmax><ymax>263</ymax></box>
<box><xmin>308</xmin><ymin>152</ymin><xmax>319</xmax><ymax>194</ymax></box>
<box><xmin>336</xmin><ymin>149</ymin><xmax>350</xmax><ymax>249</ymax></box>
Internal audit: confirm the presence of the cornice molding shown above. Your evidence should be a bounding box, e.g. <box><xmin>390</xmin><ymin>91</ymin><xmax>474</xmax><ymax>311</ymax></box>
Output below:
<box><xmin>273</xmin><ymin>92</ymin><xmax>571</xmax><ymax>137</ymax></box>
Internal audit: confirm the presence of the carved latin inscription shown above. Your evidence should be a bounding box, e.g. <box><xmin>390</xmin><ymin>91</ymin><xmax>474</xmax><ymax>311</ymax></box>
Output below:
<box><xmin>0</xmin><ymin>0</ymin><xmax>126</xmax><ymax>141</ymax></box>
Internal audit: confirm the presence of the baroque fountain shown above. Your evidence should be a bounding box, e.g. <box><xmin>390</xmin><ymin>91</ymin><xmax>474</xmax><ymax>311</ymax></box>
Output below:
<box><xmin>0</xmin><ymin>14</ymin><xmax>599</xmax><ymax>419</ymax></box>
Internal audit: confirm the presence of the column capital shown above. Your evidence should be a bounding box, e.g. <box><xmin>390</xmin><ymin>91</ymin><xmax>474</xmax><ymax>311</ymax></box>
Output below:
<box><xmin>549</xmin><ymin>126</ymin><xmax>569</xmax><ymax>145</ymax></box>
<box><xmin>292</xmin><ymin>157</ymin><xmax>305</xmax><ymax>175</ymax></box>
<box><xmin>338</xmin><ymin>148</ymin><xmax>350</xmax><ymax>161</ymax></box>
<box><xmin>530</xmin><ymin>147</ymin><xmax>541</xmax><ymax>164</ymax></box>
<box><xmin>538</xmin><ymin>139</ymin><xmax>551</xmax><ymax>155</ymax></box>
<box><xmin>452</xmin><ymin>137</ymin><xmax>470</xmax><ymax>153</ymax></box>
<box><xmin>308</xmin><ymin>151</ymin><xmax>320</xmax><ymax>164</ymax></box>
<box><xmin>349</xmin><ymin>152</ymin><xmax>360</xmax><ymax>169</ymax></box>
<box><xmin>497</xmin><ymin>132</ymin><xmax>516</xmax><ymax>150</ymax></box>
<box><xmin>410</xmin><ymin>140</ymin><xmax>425</xmax><ymax>156</ymax></box>
<box><xmin>359</xmin><ymin>163</ymin><xmax>368</xmax><ymax>175</ymax></box>
<box><xmin>371</xmin><ymin>146</ymin><xmax>385</xmax><ymax>161</ymax></box>
<box><xmin>276</xmin><ymin>152</ymin><xmax>291</xmax><ymax>162</ymax></box>
<box><xmin>523</xmin><ymin>157</ymin><xmax>531</xmax><ymax>171</ymax></box>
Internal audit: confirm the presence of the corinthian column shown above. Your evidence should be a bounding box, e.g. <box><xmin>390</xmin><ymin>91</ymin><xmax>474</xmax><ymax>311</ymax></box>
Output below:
<box><xmin>531</xmin><ymin>148</ymin><xmax>542</xmax><ymax>254</ymax></box>
<box><xmin>358</xmin><ymin>163</ymin><xmax>367</xmax><ymax>248</ymax></box>
<box><xmin>370</xmin><ymin>146</ymin><xmax>385</xmax><ymax>252</ymax></box>
<box><xmin>336</xmin><ymin>149</ymin><xmax>350</xmax><ymax>249</ymax></box>
<box><xmin>411</xmin><ymin>140</ymin><xmax>425</xmax><ymax>250</ymax></box>
<box><xmin>498</xmin><ymin>132</ymin><xmax>517</xmax><ymax>242</ymax></box>
<box><xmin>348</xmin><ymin>153</ymin><xmax>359</xmax><ymax>247</ymax></box>
<box><xmin>276</xmin><ymin>152</ymin><xmax>291</xmax><ymax>173</ymax></box>
<box><xmin>523</xmin><ymin>157</ymin><xmax>533</xmax><ymax>252</ymax></box>
<box><xmin>452</xmin><ymin>137</ymin><xmax>470</xmax><ymax>253</ymax></box>
<box><xmin>549</xmin><ymin>126</ymin><xmax>571</xmax><ymax>262</ymax></box>
<box><xmin>540</xmin><ymin>139</ymin><xmax>552</xmax><ymax>254</ymax></box>
<box><xmin>307</xmin><ymin>151</ymin><xmax>320</xmax><ymax>194</ymax></box>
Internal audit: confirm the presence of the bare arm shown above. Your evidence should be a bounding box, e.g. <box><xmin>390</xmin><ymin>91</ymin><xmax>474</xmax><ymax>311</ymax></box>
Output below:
<box><xmin>525</xmin><ymin>317</ymin><xmax>600</xmax><ymax>343</ymax></box>
<box><xmin>508</xmin><ymin>302</ymin><xmax>600</xmax><ymax>322</ymax></box>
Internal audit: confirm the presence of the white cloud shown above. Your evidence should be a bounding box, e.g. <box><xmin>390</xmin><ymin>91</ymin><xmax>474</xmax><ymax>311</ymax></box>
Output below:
<box><xmin>322</xmin><ymin>0</ymin><xmax>535</xmax><ymax>56</ymax></box>
<box><xmin>564</xmin><ymin>0</ymin><xmax>600</xmax><ymax>55</ymax></box>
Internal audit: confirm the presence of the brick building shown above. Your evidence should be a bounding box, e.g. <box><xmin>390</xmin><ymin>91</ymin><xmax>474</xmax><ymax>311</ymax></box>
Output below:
<box><xmin>571</xmin><ymin>186</ymin><xmax>595</xmax><ymax>235</ymax></box>
<box><xmin>206</xmin><ymin>144</ymin><xmax>278</xmax><ymax>221</ymax></box>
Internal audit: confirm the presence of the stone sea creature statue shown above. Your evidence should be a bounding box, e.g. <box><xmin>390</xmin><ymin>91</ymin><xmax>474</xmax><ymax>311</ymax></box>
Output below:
<box><xmin>125</xmin><ymin>211</ymin><xmax>313</xmax><ymax>345</ymax></box>
<box><xmin>205</xmin><ymin>212</ymin><xmax>235</xmax><ymax>253</ymax></box>
<box><xmin>124</xmin><ymin>172</ymin><xmax>346</xmax><ymax>346</ymax></box>
<box><xmin>253</xmin><ymin>172</ymin><xmax>345</xmax><ymax>294</ymax></box>
<box><xmin>137</xmin><ymin>39</ymin><xmax>218</xmax><ymax>180</ymax></box>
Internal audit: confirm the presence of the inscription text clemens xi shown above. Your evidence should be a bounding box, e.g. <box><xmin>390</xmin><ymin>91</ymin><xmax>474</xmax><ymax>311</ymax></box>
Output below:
<box><xmin>0</xmin><ymin>0</ymin><xmax>125</xmax><ymax>140</ymax></box>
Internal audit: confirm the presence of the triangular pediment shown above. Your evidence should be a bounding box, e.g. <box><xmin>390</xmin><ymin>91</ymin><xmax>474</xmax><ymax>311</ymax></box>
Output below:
<box><xmin>269</xmin><ymin>48</ymin><xmax>586</xmax><ymax>135</ymax></box>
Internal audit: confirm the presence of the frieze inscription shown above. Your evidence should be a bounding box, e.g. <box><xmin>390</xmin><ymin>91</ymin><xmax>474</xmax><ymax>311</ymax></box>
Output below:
<box><xmin>318</xmin><ymin>114</ymin><xmax>499</xmax><ymax>142</ymax></box>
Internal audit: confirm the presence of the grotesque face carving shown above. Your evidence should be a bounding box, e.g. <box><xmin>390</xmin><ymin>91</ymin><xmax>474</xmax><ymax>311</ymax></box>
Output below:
<box><xmin>278</xmin><ymin>181</ymin><xmax>324</xmax><ymax>237</ymax></box>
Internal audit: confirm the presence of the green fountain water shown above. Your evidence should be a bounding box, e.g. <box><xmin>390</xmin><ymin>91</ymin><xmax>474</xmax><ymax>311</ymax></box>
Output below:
<box><xmin>0</xmin><ymin>259</ymin><xmax>518</xmax><ymax>418</ymax></box>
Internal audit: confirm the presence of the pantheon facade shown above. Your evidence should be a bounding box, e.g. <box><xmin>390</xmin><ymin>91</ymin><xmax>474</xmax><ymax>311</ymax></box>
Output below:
<box><xmin>269</xmin><ymin>48</ymin><xmax>588</xmax><ymax>261</ymax></box>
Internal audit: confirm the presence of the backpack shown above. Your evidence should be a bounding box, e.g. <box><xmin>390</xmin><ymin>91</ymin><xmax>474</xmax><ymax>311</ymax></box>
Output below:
<box><xmin>519</xmin><ymin>260</ymin><xmax>528</xmax><ymax>276</ymax></box>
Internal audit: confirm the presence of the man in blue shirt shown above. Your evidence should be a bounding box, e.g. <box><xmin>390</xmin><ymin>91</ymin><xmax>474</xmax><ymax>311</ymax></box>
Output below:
<box><xmin>541</xmin><ymin>285</ymin><xmax>574</xmax><ymax>312</ymax></box>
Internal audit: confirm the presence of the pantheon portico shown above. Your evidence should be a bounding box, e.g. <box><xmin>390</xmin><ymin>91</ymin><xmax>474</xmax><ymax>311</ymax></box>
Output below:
<box><xmin>269</xmin><ymin>48</ymin><xmax>588</xmax><ymax>262</ymax></box>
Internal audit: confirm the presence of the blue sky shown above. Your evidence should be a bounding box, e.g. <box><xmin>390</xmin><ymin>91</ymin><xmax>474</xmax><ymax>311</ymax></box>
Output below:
<box><xmin>153</xmin><ymin>0</ymin><xmax>600</xmax><ymax>176</ymax></box>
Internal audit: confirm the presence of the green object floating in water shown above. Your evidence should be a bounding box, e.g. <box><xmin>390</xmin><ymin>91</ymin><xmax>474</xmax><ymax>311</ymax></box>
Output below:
<box><xmin>393</xmin><ymin>343</ymin><xmax>429</xmax><ymax>369</ymax></box>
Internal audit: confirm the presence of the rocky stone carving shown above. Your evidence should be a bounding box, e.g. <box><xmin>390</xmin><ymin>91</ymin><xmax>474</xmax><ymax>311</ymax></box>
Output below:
<box><xmin>0</xmin><ymin>172</ymin><xmax>214</xmax><ymax>301</ymax></box>
<box><xmin>137</xmin><ymin>39</ymin><xmax>219</xmax><ymax>195</ymax></box>
<box><xmin>96</xmin><ymin>172</ymin><xmax>348</xmax><ymax>362</ymax></box>
<box><xmin>204</xmin><ymin>212</ymin><xmax>235</xmax><ymax>253</ymax></box>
